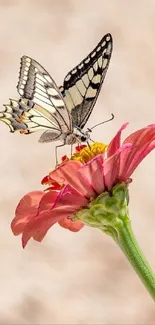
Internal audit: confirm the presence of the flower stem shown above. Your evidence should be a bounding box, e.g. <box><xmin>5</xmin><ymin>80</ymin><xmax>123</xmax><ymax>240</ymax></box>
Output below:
<box><xmin>110</xmin><ymin>219</ymin><xmax>155</xmax><ymax>301</ymax></box>
<box><xmin>75</xmin><ymin>183</ymin><xmax>155</xmax><ymax>301</ymax></box>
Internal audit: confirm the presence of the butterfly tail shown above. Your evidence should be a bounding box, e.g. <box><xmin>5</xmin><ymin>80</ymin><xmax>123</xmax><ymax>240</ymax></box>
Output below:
<box><xmin>0</xmin><ymin>99</ymin><xmax>29</xmax><ymax>132</ymax></box>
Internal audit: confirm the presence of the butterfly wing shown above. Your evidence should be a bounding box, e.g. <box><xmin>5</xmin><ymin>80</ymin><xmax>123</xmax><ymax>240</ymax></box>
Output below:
<box><xmin>0</xmin><ymin>57</ymin><xmax>73</xmax><ymax>142</ymax></box>
<box><xmin>0</xmin><ymin>98</ymin><xmax>29</xmax><ymax>132</ymax></box>
<box><xmin>17</xmin><ymin>56</ymin><xmax>72</xmax><ymax>135</ymax></box>
<box><xmin>60</xmin><ymin>33</ymin><xmax>113</xmax><ymax>129</ymax></box>
<box><xmin>0</xmin><ymin>98</ymin><xmax>64</xmax><ymax>142</ymax></box>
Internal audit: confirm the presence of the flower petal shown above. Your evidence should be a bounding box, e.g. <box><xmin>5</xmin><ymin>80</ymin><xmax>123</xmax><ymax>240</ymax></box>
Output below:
<box><xmin>78</xmin><ymin>154</ymin><xmax>105</xmax><ymax>194</ymax></box>
<box><xmin>104</xmin><ymin>144</ymin><xmax>132</xmax><ymax>190</ymax></box>
<box><xmin>119</xmin><ymin>126</ymin><xmax>155</xmax><ymax>179</ymax></box>
<box><xmin>11</xmin><ymin>191</ymin><xmax>45</xmax><ymax>236</ymax></box>
<box><xmin>41</xmin><ymin>175</ymin><xmax>62</xmax><ymax>189</ymax></box>
<box><xmin>50</xmin><ymin>160</ymin><xmax>95</xmax><ymax>198</ymax></box>
<box><xmin>58</xmin><ymin>218</ymin><xmax>84</xmax><ymax>232</ymax></box>
<box><xmin>107</xmin><ymin>122</ymin><xmax>129</xmax><ymax>158</ymax></box>
<box><xmin>22</xmin><ymin>185</ymin><xmax>88</xmax><ymax>247</ymax></box>
<box><xmin>38</xmin><ymin>190</ymin><xmax>59</xmax><ymax>212</ymax></box>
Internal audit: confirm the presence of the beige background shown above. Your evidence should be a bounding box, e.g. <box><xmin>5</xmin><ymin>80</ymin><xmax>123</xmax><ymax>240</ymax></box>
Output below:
<box><xmin>0</xmin><ymin>0</ymin><xmax>155</xmax><ymax>323</ymax></box>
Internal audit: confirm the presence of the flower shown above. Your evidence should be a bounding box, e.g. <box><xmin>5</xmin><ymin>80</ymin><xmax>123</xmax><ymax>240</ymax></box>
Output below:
<box><xmin>11</xmin><ymin>123</ymin><xmax>155</xmax><ymax>247</ymax></box>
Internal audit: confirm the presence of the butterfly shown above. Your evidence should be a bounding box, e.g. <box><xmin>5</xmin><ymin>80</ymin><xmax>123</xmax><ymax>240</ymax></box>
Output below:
<box><xmin>0</xmin><ymin>33</ymin><xmax>113</xmax><ymax>158</ymax></box>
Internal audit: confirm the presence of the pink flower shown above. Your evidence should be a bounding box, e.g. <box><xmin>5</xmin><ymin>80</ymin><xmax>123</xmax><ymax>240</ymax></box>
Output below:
<box><xmin>11</xmin><ymin>123</ymin><xmax>155</xmax><ymax>247</ymax></box>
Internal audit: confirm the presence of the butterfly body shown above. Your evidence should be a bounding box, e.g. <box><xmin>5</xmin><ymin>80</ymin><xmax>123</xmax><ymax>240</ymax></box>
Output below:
<box><xmin>39</xmin><ymin>125</ymin><xmax>90</xmax><ymax>145</ymax></box>
<box><xmin>65</xmin><ymin>126</ymin><xmax>90</xmax><ymax>145</ymax></box>
<box><xmin>0</xmin><ymin>33</ymin><xmax>113</xmax><ymax>151</ymax></box>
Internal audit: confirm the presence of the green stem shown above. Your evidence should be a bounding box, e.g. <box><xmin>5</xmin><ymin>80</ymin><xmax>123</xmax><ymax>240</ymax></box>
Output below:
<box><xmin>75</xmin><ymin>183</ymin><xmax>155</xmax><ymax>301</ymax></box>
<box><xmin>110</xmin><ymin>220</ymin><xmax>155</xmax><ymax>300</ymax></box>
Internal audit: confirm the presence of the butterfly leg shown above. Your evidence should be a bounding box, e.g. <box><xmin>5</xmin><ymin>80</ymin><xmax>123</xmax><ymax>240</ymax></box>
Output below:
<box><xmin>55</xmin><ymin>142</ymin><xmax>65</xmax><ymax>166</ymax></box>
<box><xmin>87</xmin><ymin>141</ymin><xmax>91</xmax><ymax>150</ymax></box>
<box><xmin>70</xmin><ymin>144</ymin><xmax>73</xmax><ymax>158</ymax></box>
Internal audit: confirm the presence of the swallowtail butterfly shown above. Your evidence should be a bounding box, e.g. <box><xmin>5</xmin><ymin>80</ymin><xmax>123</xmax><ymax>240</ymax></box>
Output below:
<box><xmin>0</xmin><ymin>33</ymin><xmax>113</xmax><ymax>151</ymax></box>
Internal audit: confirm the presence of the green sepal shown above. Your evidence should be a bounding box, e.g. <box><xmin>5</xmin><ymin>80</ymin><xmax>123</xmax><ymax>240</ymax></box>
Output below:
<box><xmin>74</xmin><ymin>183</ymin><xmax>129</xmax><ymax>238</ymax></box>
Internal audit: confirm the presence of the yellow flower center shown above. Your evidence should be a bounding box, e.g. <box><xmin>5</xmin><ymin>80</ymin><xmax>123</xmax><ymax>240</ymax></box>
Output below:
<box><xmin>72</xmin><ymin>142</ymin><xmax>107</xmax><ymax>164</ymax></box>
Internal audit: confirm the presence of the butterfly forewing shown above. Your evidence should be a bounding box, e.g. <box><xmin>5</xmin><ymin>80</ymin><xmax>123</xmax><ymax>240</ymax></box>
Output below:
<box><xmin>17</xmin><ymin>56</ymin><xmax>72</xmax><ymax>133</ymax></box>
<box><xmin>60</xmin><ymin>33</ymin><xmax>113</xmax><ymax>129</ymax></box>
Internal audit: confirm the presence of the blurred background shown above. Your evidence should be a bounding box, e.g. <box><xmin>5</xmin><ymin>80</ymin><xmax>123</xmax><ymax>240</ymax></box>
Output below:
<box><xmin>0</xmin><ymin>0</ymin><xmax>155</xmax><ymax>323</ymax></box>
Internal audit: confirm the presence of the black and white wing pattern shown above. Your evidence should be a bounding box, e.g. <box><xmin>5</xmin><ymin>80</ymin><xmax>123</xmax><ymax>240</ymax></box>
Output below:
<box><xmin>17</xmin><ymin>56</ymin><xmax>72</xmax><ymax>136</ymax></box>
<box><xmin>0</xmin><ymin>56</ymin><xmax>72</xmax><ymax>142</ymax></box>
<box><xmin>60</xmin><ymin>33</ymin><xmax>113</xmax><ymax>129</ymax></box>
<box><xmin>0</xmin><ymin>98</ymin><xmax>67</xmax><ymax>142</ymax></box>
<box><xmin>0</xmin><ymin>98</ymin><xmax>31</xmax><ymax>133</ymax></box>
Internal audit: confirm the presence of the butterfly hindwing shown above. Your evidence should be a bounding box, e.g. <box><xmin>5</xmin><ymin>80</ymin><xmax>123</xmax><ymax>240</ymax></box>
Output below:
<box><xmin>0</xmin><ymin>98</ymin><xmax>63</xmax><ymax>140</ymax></box>
<box><xmin>60</xmin><ymin>33</ymin><xmax>113</xmax><ymax>129</ymax></box>
<box><xmin>0</xmin><ymin>99</ymin><xmax>27</xmax><ymax>132</ymax></box>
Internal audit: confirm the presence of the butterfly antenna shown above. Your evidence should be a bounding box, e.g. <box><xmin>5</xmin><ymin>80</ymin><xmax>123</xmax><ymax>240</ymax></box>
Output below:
<box><xmin>89</xmin><ymin>113</ymin><xmax>114</xmax><ymax>131</ymax></box>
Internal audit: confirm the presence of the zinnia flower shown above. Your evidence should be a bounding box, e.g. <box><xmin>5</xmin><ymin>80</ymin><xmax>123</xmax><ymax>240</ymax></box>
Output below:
<box><xmin>11</xmin><ymin>122</ymin><xmax>155</xmax><ymax>248</ymax></box>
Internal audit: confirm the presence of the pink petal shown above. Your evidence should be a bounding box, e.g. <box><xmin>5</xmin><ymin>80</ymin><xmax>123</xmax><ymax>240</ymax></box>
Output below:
<box><xmin>104</xmin><ymin>144</ymin><xmax>132</xmax><ymax>190</ymax></box>
<box><xmin>145</xmin><ymin>124</ymin><xmax>155</xmax><ymax>128</ymax></box>
<box><xmin>53</xmin><ymin>185</ymin><xmax>89</xmax><ymax>212</ymax></box>
<box><xmin>58</xmin><ymin>218</ymin><xmax>84</xmax><ymax>232</ymax></box>
<box><xmin>11</xmin><ymin>191</ymin><xmax>45</xmax><ymax>235</ymax></box>
<box><xmin>119</xmin><ymin>126</ymin><xmax>155</xmax><ymax>179</ymax></box>
<box><xmin>50</xmin><ymin>160</ymin><xmax>95</xmax><ymax>198</ymax></box>
<box><xmin>38</xmin><ymin>190</ymin><xmax>59</xmax><ymax>212</ymax></box>
<box><xmin>78</xmin><ymin>154</ymin><xmax>105</xmax><ymax>194</ymax></box>
<box><xmin>142</xmin><ymin>140</ymin><xmax>155</xmax><ymax>158</ymax></box>
<box><xmin>22</xmin><ymin>185</ymin><xmax>88</xmax><ymax>247</ymax></box>
<box><xmin>107</xmin><ymin>122</ymin><xmax>129</xmax><ymax>158</ymax></box>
